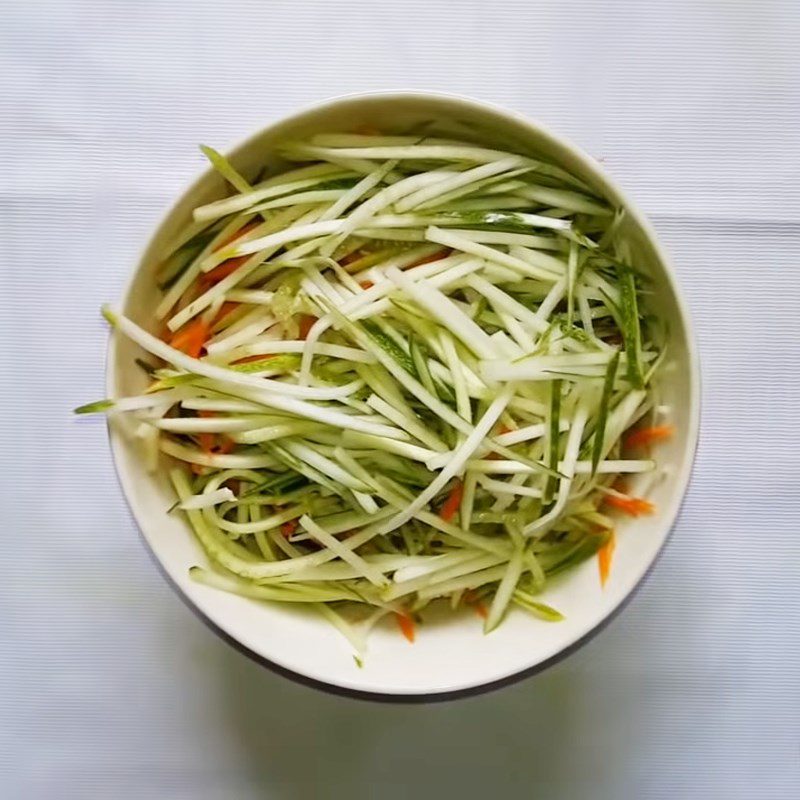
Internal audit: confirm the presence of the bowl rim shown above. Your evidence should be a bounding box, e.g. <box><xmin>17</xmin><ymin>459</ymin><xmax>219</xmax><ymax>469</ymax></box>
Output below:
<box><xmin>106</xmin><ymin>89</ymin><xmax>701</xmax><ymax>702</ymax></box>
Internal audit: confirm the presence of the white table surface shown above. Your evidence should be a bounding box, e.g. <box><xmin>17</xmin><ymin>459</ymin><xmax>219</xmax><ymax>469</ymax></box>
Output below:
<box><xmin>3</xmin><ymin>1</ymin><xmax>800</xmax><ymax>797</ymax></box>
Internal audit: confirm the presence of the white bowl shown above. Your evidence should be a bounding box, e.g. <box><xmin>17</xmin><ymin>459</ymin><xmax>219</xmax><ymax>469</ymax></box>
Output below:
<box><xmin>107</xmin><ymin>92</ymin><xmax>700</xmax><ymax>700</ymax></box>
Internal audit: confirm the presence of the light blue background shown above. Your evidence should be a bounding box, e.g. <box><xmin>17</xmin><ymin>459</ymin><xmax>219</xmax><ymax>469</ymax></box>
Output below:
<box><xmin>2</xmin><ymin>2</ymin><xmax>799</xmax><ymax>798</ymax></box>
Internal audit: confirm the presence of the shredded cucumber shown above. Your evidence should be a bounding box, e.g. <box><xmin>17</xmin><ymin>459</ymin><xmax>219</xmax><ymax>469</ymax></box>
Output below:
<box><xmin>79</xmin><ymin>129</ymin><xmax>667</xmax><ymax>659</ymax></box>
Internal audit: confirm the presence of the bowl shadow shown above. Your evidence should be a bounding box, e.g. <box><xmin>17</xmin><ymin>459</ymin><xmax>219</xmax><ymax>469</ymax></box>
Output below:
<box><xmin>207</xmin><ymin>631</ymin><xmax>630</xmax><ymax>800</ymax></box>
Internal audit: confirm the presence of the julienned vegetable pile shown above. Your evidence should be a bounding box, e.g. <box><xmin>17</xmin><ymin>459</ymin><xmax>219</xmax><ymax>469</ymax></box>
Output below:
<box><xmin>78</xmin><ymin>131</ymin><xmax>674</xmax><ymax>656</ymax></box>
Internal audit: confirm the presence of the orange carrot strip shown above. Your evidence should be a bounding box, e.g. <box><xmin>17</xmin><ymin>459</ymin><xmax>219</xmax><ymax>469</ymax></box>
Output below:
<box><xmin>199</xmin><ymin>218</ymin><xmax>260</xmax><ymax>289</ymax></box>
<box><xmin>598</xmin><ymin>530</ymin><xmax>616</xmax><ymax>587</ymax></box>
<box><xmin>195</xmin><ymin>411</ymin><xmax>234</xmax><ymax>455</ymax></box>
<box><xmin>214</xmin><ymin>436</ymin><xmax>235</xmax><ymax>455</ymax></box>
<box><xmin>298</xmin><ymin>314</ymin><xmax>317</xmax><ymax>340</ymax></box>
<box><xmin>198</xmin><ymin>432</ymin><xmax>216</xmax><ymax>454</ymax></box>
<box><xmin>340</xmin><ymin>249</ymin><xmax>366</xmax><ymax>267</ymax></box>
<box><xmin>280</xmin><ymin>519</ymin><xmax>299</xmax><ymax>538</ymax></box>
<box><xmin>603</xmin><ymin>494</ymin><xmax>655</xmax><ymax>517</ymax></box>
<box><xmin>406</xmin><ymin>248</ymin><xmax>452</xmax><ymax>270</ymax></box>
<box><xmin>612</xmin><ymin>477</ymin><xmax>629</xmax><ymax>493</ymax></box>
<box><xmin>359</xmin><ymin>280</ymin><xmax>374</xmax><ymax>290</ymax></box>
<box><xmin>169</xmin><ymin>318</ymin><xmax>209</xmax><ymax>359</ymax></box>
<box><xmin>210</xmin><ymin>301</ymin><xmax>241</xmax><ymax>327</ymax></box>
<box><xmin>485</xmin><ymin>425</ymin><xmax>512</xmax><ymax>459</ymax></box>
<box><xmin>439</xmin><ymin>479</ymin><xmax>464</xmax><ymax>522</ymax></box>
<box><xmin>199</xmin><ymin>256</ymin><xmax>249</xmax><ymax>288</ymax></box>
<box><xmin>213</xmin><ymin>219</ymin><xmax>261</xmax><ymax>252</ymax></box>
<box><xmin>624</xmin><ymin>424</ymin><xmax>675</xmax><ymax>450</ymax></box>
<box><xmin>196</xmin><ymin>412</ymin><xmax>218</xmax><ymax>454</ymax></box>
<box><xmin>473</xmin><ymin>601</ymin><xmax>488</xmax><ymax>619</ymax></box>
<box><xmin>462</xmin><ymin>590</ymin><xmax>488</xmax><ymax>619</ymax></box>
<box><xmin>395</xmin><ymin>613</ymin><xmax>416</xmax><ymax>643</ymax></box>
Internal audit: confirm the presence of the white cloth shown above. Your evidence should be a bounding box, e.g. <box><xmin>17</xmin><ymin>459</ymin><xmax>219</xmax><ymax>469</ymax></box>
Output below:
<box><xmin>2</xmin><ymin>1</ymin><xmax>799</xmax><ymax>798</ymax></box>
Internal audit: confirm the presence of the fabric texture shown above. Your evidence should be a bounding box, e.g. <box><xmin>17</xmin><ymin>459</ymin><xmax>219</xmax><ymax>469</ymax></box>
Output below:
<box><xmin>2</xmin><ymin>1</ymin><xmax>799</xmax><ymax>798</ymax></box>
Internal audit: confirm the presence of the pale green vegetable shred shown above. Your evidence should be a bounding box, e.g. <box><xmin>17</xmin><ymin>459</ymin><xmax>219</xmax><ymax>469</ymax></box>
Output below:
<box><xmin>77</xmin><ymin>129</ymin><xmax>667</xmax><ymax>658</ymax></box>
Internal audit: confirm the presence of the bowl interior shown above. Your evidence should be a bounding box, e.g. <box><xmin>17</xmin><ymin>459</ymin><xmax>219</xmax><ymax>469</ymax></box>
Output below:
<box><xmin>108</xmin><ymin>93</ymin><xmax>698</xmax><ymax>697</ymax></box>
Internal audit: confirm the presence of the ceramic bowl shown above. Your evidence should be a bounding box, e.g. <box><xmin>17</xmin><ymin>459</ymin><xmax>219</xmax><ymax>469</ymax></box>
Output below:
<box><xmin>107</xmin><ymin>92</ymin><xmax>699</xmax><ymax>700</ymax></box>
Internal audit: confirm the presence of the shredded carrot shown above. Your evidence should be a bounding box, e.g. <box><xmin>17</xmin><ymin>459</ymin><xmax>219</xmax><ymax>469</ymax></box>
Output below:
<box><xmin>215</xmin><ymin>436</ymin><xmax>235</xmax><ymax>455</ymax></box>
<box><xmin>462</xmin><ymin>590</ymin><xmax>488</xmax><ymax>619</ymax></box>
<box><xmin>197</xmin><ymin>217</ymin><xmax>260</xmax><ymax>289</ymax></box>
<box><xmin>169</xmin><ymin>318</ymin><xmax>209</xmax><ymax>358</ymax></box>
<box><xmin>280</xmin><ymin>519</ymin><xmax>299</xmax><ymax>538</ymax></box>
<box><xmin>210</xmin><ymin>302</ymin><xmax>240</xmax><ymax>328</ymax></box>
<box><xmin>439</xmin><ymin>479</ymin><xmax>464</xmax><ymax>522</ymax></box>
<box><xmin>197</xmin><ymin>410</ymin><xmax>217</xmax><ymax>454</ymax></box>
<box><xmin>485</xmin><ymin>425</ymin><xmax>512</xmax><ymax>459</ymax></box>
<box><xmin>198</xmin><ymin>432</ymin><xmax>217</xmax><ymax>454</ymax></box>
<box><xmin>395</xmin><ymin>612</ymin><xmax>416</xmax><ymax>643</ymax></box>
<box><xmin>359</xmin><ymin>280</ymin><xmax>374</xmax><ymax>290</ymax></box>
<box><xmin>406</xmin><ymin>248</ymin><xmax>452</xmax><ymax>270</ymax></box>
<box><xmin>213</xmin><ymin>219</ymin><xmax>261</xmax><ymax>251</ymax></box>
<box><xmin>611</xmin><ymin>477</ymin><xmax>629</xmax><ymax>494</ymax></box>
<box><xmin>340</xmin><ymin>249</ymin><xmax>366</xmax><ymax>267</ymax></box>
<box><xmin>199</xmin><ymin>256</ymin><xmax>249</xmax><ymax>288</ymax></box>
<box><xmin>190</xmin><ymin>464</ymin><xmax>206</xmax><ymax>476</ymax></box>
<box><xmin>603</xmin><ymin>493</ymin><xmax>655</xmax><ymax>517</ymax></box>
<box><xmin>624</xmin><ymin>424</ymin><xmax>675</xmax><ymax>450</ymax></box>
<box><xmin>195</xmin><ymin>410</ymin><xmax>233</xmax><ymax>455</ymax></box>
<box><xmin>195</xmin><ymin>432</ymin><xmax>234</xmax><ymax>456</ymax></box>
<box><xmin>298</xmin><ymin>314</ymin><xmax>317</xmax><ymax>340</ymax></box>
<box><xmin>598</xmin><ymin>530</ymin><xmax>616</xmax><ymax>587</ymax></box>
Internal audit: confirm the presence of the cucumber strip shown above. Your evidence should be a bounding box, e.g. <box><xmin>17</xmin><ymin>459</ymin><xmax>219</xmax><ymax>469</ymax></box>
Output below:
<box><xmin>616</xmin><ymin>265</ymin><xmax>645</xmax><ymax>388</ymax></box>
<box><xmin>199</xmin><ymin>144</ymin><xmax>252</xmax><ymax>194</ymax></box>
<box><xmin>386</xmin><ymin>266</ymin><xmax>499</xmax><ymax>359</ymax></box>
<box><xmin>300</xmin><ymin>516</ymin><xmax>389</xmax><ymax>588</ymax></box>
<box><xmin>484</xmin><ymin>548</ymin><xmax>524</xmax><ymax>633</ymax></box>
<box><xmin>427</xmin><ymin>226</ymin><xmax>562</xmax><ymax>281</ymax></box>
<box><xmin>89</xmin><ymin>130</ymin><xmax>665</xmax><ymax>649</ymax></box>
<box><xmin>282</xmin><ymin>142</ymin><xmax>542</xmax><ymax>166</ymax></box>
<box><xmin>514</xmin><ymin>184</ymin><xmax>611</xmax><ymax>215</ymax></box>
<box><xmin>591</xmin><ymin>351</ymin><xmax>621</xmax><ymax>475</ymax></box>
<box><xmin>395</xmin><ymin>156</ymin><xmax>527</xmax><ymax>212</ymax></box>
<box><xmin>193</xmin><ymin>169</ymin><xmax>351</xmax><ymax>222</ymax></box>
